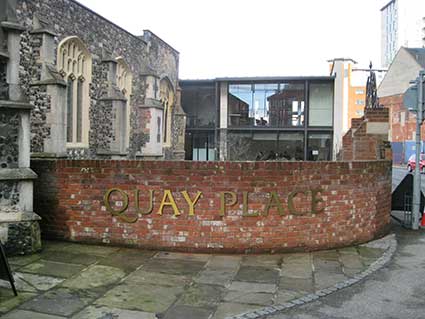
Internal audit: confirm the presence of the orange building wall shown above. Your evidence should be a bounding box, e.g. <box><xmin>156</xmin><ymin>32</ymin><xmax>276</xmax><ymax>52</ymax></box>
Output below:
<box><xmin>347</xmin><ymin>64</ymin><xmax>366</xmax><ymax>128</ymax></box>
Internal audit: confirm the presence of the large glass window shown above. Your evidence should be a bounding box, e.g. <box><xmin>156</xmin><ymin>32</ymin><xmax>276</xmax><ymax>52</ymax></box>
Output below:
<box><xmin>277</xmin><ymin>132</ymin><xmax>304</xmax><ymax>161</ymax></box>
<box><xmin>181</xmin><ymin>83</ymin><xmax>216</xmax><ymax>128</ymax></box>
<box><xmin>227</xmin><ymin>131</ymin><xmax>305</xmax><ymax>161</ymax></box>
<box><xmin>309</xmin><ymin>83</ymin><xmax>333</xmax><ymax>127</ymax></box>
<box><xmin>185</xmin><ymin>132</ymin><xmax>215</xmax><ymax>161</ymax></box>
<box><xmin>228</xmin><ymin>82</ymin><xmax>304</xmax><ymax>128</ymax></box>
<box><xmin>307</xmin><ymin>133</ymin><xmax>332</xmax><ymax>161</ymax></box>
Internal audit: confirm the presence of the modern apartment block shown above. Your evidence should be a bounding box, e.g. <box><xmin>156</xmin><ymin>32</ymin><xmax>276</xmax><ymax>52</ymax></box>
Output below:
<box><xmin>381</xmin><ymin>0</ymin><xmax>425</xmax><ymax>68</ymax></box>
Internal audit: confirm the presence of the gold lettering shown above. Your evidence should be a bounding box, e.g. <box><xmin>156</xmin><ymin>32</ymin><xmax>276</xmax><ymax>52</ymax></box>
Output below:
<box><xmin>288</xmin><ymin>190</ymin><xmax>308</xmax><ymax>215</ymax></box>
<box><xmin>220</xmin><ymin>192</ymin><xmax>237</xmax><ymax>216</ymax></box>
<box><xmin>181</xmin><ymin>191</ymin><xmax>202</xmax><ymax>216</ymax></box>
<box><xmin>242</xmin><ymin>192</ymin><xmax>260</xmax><ymax>217</ymax></box>
<box><xmin>311</xmin><ymin>188</ymin><xmax>325</xmax><ymax>214</ymax></box>
<box><xmin>135</xmin><ymin>189</ymin><xmax>154</xmax><ymax>215</ymax></box>
<box><xmin>158</xmin><ymin>190</ymin><xmax>180</xmax><ymax>216</ymax></box>
<box><xmin>104</xmin><ymin>188</ymin><xmax>138</xmax><ymax>223</ymax></box>
<box><xmin>263</xmin><ymin>191</ymin><xmax>285</xmax><ymax>216</ymax></box>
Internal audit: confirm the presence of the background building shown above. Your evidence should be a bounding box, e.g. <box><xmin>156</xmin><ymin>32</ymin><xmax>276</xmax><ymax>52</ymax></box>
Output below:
<box><xmin>381</xmin><ymin>0</ymin><xmax>425</xmax><ymax>68</ymax></box>
<box><xmin>181</xmin><ymin>77</ymin><xmax>335</xmax><ymax>162</ymax></box>
<box><xmin>378</xmin><ymin>47</ymin><xmax>425</xmax><ymax>163</ymax></box>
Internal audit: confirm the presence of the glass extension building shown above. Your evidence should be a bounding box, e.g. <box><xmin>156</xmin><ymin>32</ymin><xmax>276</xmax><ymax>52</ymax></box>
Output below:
<box><xmin>180</xmin><ymin>76</ymin><xmax>335</xmax><ymax>161</ymax></box>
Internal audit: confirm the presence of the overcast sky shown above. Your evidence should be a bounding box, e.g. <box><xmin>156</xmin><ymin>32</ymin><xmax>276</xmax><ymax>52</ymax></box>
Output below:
<box><xmin>78</xmin><ymin>0</ymin><xmax>386</xmax><ymax>79</ymax></box>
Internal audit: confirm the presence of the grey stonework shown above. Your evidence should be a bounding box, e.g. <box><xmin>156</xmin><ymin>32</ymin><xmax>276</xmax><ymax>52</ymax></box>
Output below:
<box><xmin>0</xmin><ymin>0</ymin><xmax>41</xmax><ymax>255</ymax></box>
<box><xmin>0</xmin><ymin>109</ymin><xmax>19</xmax><ymax>168</ymax></box>
<box><xmin>15</xmin><ymin>0</ymin><xmax>184</xmax><ymax>160</ymax></box>
<box><xmin>0</xmin><ymin>181</ymin><xmax>19</xmax><ymax>207</ymax></box>
<box><xmin>0</xmin><ymin>61</ymin><xmax>7</xmax><ymax>99</ymax></box>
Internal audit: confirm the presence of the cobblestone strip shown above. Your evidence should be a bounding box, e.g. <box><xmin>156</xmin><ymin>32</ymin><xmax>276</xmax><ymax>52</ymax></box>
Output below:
<box><xmin>226</xmin><ymin>234</ymin><xmax>397</xmax><ymax>319</ymax></box>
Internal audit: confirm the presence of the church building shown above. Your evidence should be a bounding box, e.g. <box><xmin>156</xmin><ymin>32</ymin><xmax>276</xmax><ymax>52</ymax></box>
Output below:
<box><xmin>3</xmin><ymin>0</ymin><xmax>185</xmax><ymax>160</ymax></box>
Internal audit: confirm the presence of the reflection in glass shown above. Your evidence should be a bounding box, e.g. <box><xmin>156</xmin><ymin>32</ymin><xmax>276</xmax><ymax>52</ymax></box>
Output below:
<box><xmin>186</xmin><ymin>132</ymin><xmax>215</xmax><ymax>161</ymax></box>
<box><xmin>277</xmin><ymin>133</ymin><xmax>304</xmax><ymax>161</ymax></box>
<box><xmin>227</xmin><ymin>132</ymin><xmax>305</xmax><ymax>161</ymax></box>
<box><xmin>307</xmin><ymin>133</ymin><xmax>332</xmax><ymax>161</ymax></box>
<box><xmin>309</xmin><ymin>83</ymin><xmax>333</xmax><ymax>127</ymax></box>
<box><xmin>228</xmin><ymin>83</ymin><xmax>304</xmax><ymax>128</ymax></box>
<box><xmin>181</xmin><ymin>83</ymin><xmax>216</xmax><ymax>128</ymax></box>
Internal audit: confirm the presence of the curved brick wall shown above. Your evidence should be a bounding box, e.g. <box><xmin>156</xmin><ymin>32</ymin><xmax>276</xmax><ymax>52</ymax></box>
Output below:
<box><xmin>31</xmin><ymin>160</ymin><xmax>391</xmax><ymax>253</ymax></box>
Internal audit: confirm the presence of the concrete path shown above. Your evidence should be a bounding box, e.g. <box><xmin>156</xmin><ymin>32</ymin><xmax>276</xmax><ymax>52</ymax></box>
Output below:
<box><xmin>266</xmin><ymin>225</ymin><xmax>425</xmax><ymax>319</ymax></box>
<box><xmin>0</xmin><ymin>238</ymin><xmax>390</xmax><ymax>319</ymax></box>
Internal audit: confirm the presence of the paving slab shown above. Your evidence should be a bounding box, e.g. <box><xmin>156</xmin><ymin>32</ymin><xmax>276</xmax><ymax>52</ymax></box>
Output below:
<box><xmin>281</xmin><ymin>253</ymin><xmax>311</xmax><ymax>264</ymax></box>
<box><xmin>19</xmin><ymin>288</ymin><xmax>91</xmax><ymax>317</ymax></box>
<box><xmin>223</xmin><ymin>290</ymin><xmax>274</xmax><ymax>306</ymax></box>
<box><xmin>339</xmin><ymin>253</ymin><xmax>364</xmax><ymax>269</ymax></box>
<box><xmin>8</xmin><ymin>254</ymin><xmax>41</xmax><ymax>268</ymax></box>
<box><xmin>39</xmin><ymin>250</ymin><xmax>98</xmax><ymax>266</ymax></box>
<box><xmin>0</xmin><ymin>288</ymin><xmax>36</xmax><ymax>314</ymax></box>
<box><xmin>0</xmin><ymin>274</ymin><xmax>36</xmax><ymax>293</ymax></box>
<box><xmin>19</xmin><ymin>260</ymin><xmax>86</xmax><ymax>278</ymax></box>
<box><xmin>343</xmin><ymin>267</ymin><xmax>365</xmax><ymax>277</ymax></box>
<box><xmin>15</xmin><ymin>272</ymin><xmax>64</xmax><ymax>291</ymax></box>
<box><xmin>274</xmin><ymin>289</ymin><xmax>303</xmax><ymax>304</ymax></box>
<box><xmin>163</xmin><ymin>305</ymin><xmax>215</xmax><ymax>319</ymax></box>
<box><xmin>61</xmin><ymin>265</ymin><xmax>126</xmax><ymax>291</ymax></box>
<box><xmin>124</xmin><ymin>269</ymin><xmax>191</xmax><ymax>287</ymax></box>
<box><xmin>194</xmin><ymin>267</ymin><xmax>236</xmax><ymax>286</ymax></box>
<box><xmin>97</xmin><ymin>249</ymin><xmax>153</xmax><ymax>273</ymax></box>
<box><xmin>142</xmin><ymin>258</ymin><xmax>206</xmax><ymax>276</ymax></box>
<box><xmin>314</xmin><ymin>273</ymin><xmax>349</xmax><ymax>290</ymax></box>
<box><xmin>313</xmin><ymin>259</ymin><xmax>343</xmax><ymax>273</ymax></box>
<box><xmin>228</xmin><ymin>281</ymin><xmax>277</xmax><ymax>293</ymax></box>
<box><xmin>177</xmin><ymin>283</ymin><xmax>224</xmax><ymax>307</ymax></box>
<box><xmin>338</xmin><ymin>247</ymin><xmax>359</xmax><ymax>255</ymax></box>
<box><xmin>1</xmin><ymin>309</ymin><xmax>66</xmax><ymax>319</ymax></box>
<box><xmin>312</xmin><ymin>250</ymin><xmax>340</xmax><ymax>261</ymax></box>
<box><xmin>207</xmin><ymin>255</ymin><xmax>241</xmax><ymax>269</ymax></box>
<box><xmin>154</xmin><ymin>251</ymin><xmax>211</xmax><ymax>263</ymax></box>
<box><xmin>212</xmin><ymin>302</ymin><xmax>261</xmax><ymax>319</ymax></box>
<box><xmin>280</xmin><ymin>263</ymin><xmax>313</xmax><ymax>279</ymax></box>
<box><xmin>43</xmin><ymin>241</ymin><xmax>119</xmax><ymax>257</ymax></box>
<box><xmin>3</xmin><ymin>239</ymin><xmax>390</xmax><ymax>319</ymax></box>
<box><xmin>95</xmin><ymin>283</ymin><xmax>183</xmax><ymax>313</ymax></box>
<box><xmin>279</xmin><ymin>277</ymin><xmax>315</xmax><ymax>293</ymax></box>
<box><xmin>241</xmin><ymin>255</ymin><xmax>283</xmax><ymax>267</ymax></box>
<box><xmin>357</xmin><ymin>246</ymin><xmax>384</xmax><ymax>259</ymax></box>
<box><xmin>71</xmin><ymin>305</ymin><xmax>156</xmax><ymax>319</ymax></box>
<box><xmin>235</xmin><ymin>266</ymin><xmax>280</xmax><ymax>284</ymax></box>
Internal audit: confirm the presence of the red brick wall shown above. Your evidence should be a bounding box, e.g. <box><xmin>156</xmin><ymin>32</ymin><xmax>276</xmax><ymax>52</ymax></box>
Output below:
<box><xmin>340</xmin><ymin>108</ymin><xmax>391</xmax><ymax>161</ymax></box>
<box><xmin>31</xmin><ymin>159</ymin><xmax>392</xmax><ymax>253</ymax></box>
<box><xmin>380</xmin><ymin>95</ymin><xmax>418</xmax><ymax>143</ymax></box>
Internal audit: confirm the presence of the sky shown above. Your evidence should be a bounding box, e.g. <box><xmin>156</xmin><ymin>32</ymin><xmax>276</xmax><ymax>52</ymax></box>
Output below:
<box><xmin>78</xmin><ymin>0</ymin><xmax>387</xmax><ymax>79</ymax></box>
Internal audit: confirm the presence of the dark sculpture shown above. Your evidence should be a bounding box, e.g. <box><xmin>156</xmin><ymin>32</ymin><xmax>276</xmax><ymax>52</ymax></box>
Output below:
<box><xmin>365</xmin><ymin>62</ymin><xmax>381</xmax><ymax>109</ymax></box>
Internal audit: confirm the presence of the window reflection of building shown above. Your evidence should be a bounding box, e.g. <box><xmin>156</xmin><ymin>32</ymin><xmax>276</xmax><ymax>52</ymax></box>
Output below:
<box><xmin>228</xmin><ymin>83</ymin><xmax>305</xmax><ymax>128</ymax></box>
<box><xmin>267</xmin><ymin>87</ymin><xmax>304</xmax><ymax>127</ymax></box>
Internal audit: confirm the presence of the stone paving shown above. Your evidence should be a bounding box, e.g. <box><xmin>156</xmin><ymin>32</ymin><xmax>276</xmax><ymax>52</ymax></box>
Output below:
<box><xmin>0</xmin><ymin>240</ymin><xmax>389</xmax><ymax>319</ymax></box>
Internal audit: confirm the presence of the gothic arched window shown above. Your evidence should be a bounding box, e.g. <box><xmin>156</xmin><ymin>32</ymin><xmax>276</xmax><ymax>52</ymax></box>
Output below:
<box><xmin>116</xmin><ymin>57</ymin><xmax>132</xmax><ymax>149</ymax></box>
<box><xmin>160</xmin><ymin>78</ymin><xmax>175</xmax><ymax>147</ymax></box>
<box><xmin>57</xmin><ymin>36</ymin><xmax>92</xmax><ymax>146</ymax></box>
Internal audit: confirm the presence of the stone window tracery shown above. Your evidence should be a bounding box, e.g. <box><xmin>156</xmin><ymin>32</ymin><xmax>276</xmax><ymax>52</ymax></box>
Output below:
<box><xmin>116</xmin><ymin>57</ymin><xmax>132</xmax><ymax>150</ymax></box>
<box><xmin>57</xmin><ymin>36</ymin><xmax>92</xmax><ymax>146</ymax></box>
<box><xmin>160</xmin><ymin>78</ymin><xmax>175</xmax><ymax>147</ymax></box>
